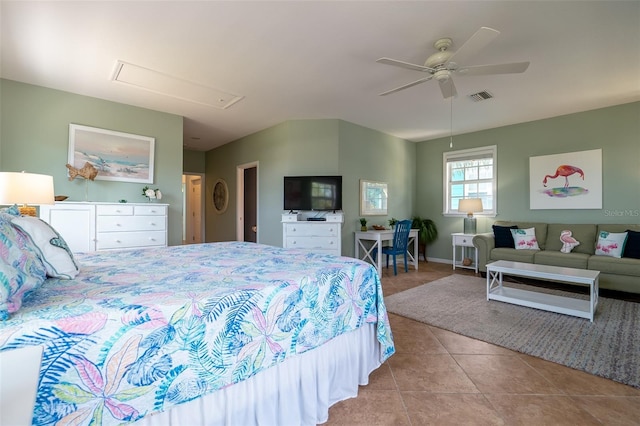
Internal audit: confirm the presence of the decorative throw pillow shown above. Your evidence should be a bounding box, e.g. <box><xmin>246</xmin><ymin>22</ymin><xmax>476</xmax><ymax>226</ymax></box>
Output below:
<box><xmin>1</xmin><ymin>204</ymin><xmax>21</xmax><ymax>216</ymax></box>
<box><xmin>11</xmin><ymin>216</ymin><xmax>79</xmax><ymax>279</ymax></box>
<box><xmin>510</xmin><ymin>227</ymin><xmax>540</xmax><ymax>250</ymax></box>
<box><xmin>622</xmin><ymin>230</ymin><xmax>640</xmax><ymax>259</ymax></box>
<box><xmin>595</xmin><ymin>231</ymin><xmax>628</xmax><ymax>258</ymax></box>
<box><xmin>0</xmin><ymin>214</ymin><xmax>47</xmax><ymax>320</ymax></box>
<box><xmin>559</xmin><ymin>230</ymin><xmax>580</xmax><ymax>253</ymax></box>
<box><xmin>493</xmin><ymin>225</ymin><xmax>518</xmax><ymax>248</ymax></box>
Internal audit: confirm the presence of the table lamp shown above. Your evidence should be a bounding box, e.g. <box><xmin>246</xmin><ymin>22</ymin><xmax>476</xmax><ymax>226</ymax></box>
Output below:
<box><xmin>0</xmin><ymin>172</ymin><xmax>55</xmax><ymax>216</ymax></box>
<box><xmin>458</xmin><ymin>198</ymin><xmax>483</xmax><ymax>234</ymax></box>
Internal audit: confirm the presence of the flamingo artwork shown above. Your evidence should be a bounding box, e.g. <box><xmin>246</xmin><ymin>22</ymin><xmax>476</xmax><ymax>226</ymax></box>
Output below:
<box><xmin>542</xmin><ymin>165</ymin><xmax>584</xmax><ymax>188</ymax></box>
<box><xmin>560</xmin><ymin>230</ymin><xmax>580</xmax><ymax>253</ymax></box>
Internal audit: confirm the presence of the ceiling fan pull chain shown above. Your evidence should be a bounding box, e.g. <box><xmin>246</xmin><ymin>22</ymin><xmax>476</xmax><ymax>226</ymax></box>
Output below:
<box><xmin>449</xmin><ymin>96</ymin><xmax>454</xmax><ymax>149</ymax></box>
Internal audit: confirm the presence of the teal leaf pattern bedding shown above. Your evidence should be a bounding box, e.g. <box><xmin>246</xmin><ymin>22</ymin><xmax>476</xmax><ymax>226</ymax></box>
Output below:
<box><xmin>0</xmin><ymin>242</ymin><xmax>394</xmax><ymax>425</ymax></box>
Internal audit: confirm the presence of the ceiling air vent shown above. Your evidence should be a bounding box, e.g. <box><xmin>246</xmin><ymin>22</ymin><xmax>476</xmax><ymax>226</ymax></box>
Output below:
<box><xmin>469</xmin><ymin>91</ymin><xmax>493</xmax><ymax>102</ymax></box>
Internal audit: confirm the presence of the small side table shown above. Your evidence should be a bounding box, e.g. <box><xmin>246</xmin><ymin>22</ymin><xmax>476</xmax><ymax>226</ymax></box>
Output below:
<box><xmin>452</xmin><ymin>233</ymin><xmax>478</xmax><ymax>273</ymax></box>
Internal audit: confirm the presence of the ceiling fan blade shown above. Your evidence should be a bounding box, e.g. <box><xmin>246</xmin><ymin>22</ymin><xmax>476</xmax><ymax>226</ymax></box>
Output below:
<box><xmin>379</xmin><ymin>76</ymin><xmax>433</xmax><ymax>96</ymax></box>
<box><xmin>439</xmin><ymin>77</ymin><xmax>457</xmax><ymax>99</ymax></box>
<box><xmin>376</xmin><ymin>57</ymin><xmax>434</xmax><ymax>73</ymax></box>
<box><xmin>446</xmin><ymin>27</ymin><xmax>500</xmax><ymax>66</ymax></box>
<box><xmin>457</xmin><ymin>61</ymin><xmax>530</xmax><ymax>76</ymax></box>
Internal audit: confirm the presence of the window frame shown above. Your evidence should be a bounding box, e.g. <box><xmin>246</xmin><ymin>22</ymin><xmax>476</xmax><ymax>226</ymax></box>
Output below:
<box><xmin>442</xmin><ymin>145</ymin><xmax>497</xmax><ymax>217</ymax></box>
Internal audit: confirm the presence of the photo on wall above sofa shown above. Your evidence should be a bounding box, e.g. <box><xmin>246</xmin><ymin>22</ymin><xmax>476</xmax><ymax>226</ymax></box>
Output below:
<box><xmin>529</xmin><ymin>148</ymin><xmax>602</xmax><ymax>209</ymax></box>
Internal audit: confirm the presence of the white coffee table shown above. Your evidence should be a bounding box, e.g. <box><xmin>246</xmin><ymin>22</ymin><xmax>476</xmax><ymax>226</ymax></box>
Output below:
<box><xmin>486</xmin><ymin>260</ymin><xmax>600</xmax><ymax>322</ymax></box>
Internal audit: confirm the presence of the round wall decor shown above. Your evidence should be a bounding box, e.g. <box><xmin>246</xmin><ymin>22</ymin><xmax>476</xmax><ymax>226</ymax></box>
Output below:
<box><xmin>213</xmin><ymin>178</ymin><xmax>229</xmax><ymax>213</ymax></box>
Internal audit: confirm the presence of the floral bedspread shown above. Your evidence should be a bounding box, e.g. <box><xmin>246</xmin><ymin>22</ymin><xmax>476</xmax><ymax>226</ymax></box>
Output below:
<box><xmin>0</xmin><ymin>242</ymin><xmax>394</xmax><ymax>425</ymax></box>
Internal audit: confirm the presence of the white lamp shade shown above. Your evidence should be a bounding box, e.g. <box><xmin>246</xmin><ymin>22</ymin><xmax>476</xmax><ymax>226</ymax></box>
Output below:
<box><xmin>0</xmin><ymin>172</ymin><xmax>55</xmax><ymax>205</ymax></box>
<box><xmin>458</xmin><ymin>198</ymin><xmax>483</xmax><ymax>217</ymax></box>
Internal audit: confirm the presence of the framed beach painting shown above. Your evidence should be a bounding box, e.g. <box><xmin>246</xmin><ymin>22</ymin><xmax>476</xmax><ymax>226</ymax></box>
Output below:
<box><xmin>529</xmin><ymin>149</ymin><xmax>602</xmax><ymax>209</ymax></box>
<box><xmin>68</xmin><ymin>124</ymin><xmax>155</xmax><ymax>183</ymax></box>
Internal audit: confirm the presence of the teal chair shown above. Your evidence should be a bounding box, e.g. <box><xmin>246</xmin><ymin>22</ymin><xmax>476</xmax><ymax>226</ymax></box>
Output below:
<box><xmin>380</xmin><ymin>219</ymin><xmax>413</xmax><ymax>275</ymax></box>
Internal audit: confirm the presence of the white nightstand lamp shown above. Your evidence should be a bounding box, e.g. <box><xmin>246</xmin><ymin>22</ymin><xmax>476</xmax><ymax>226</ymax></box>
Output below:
<box><xmin>458</xmin><ymin>198</ymin><xmax>483</xmax><ymax>234</ymax></box>
<box><xmin>0</xmin><ymin>172</ymin><xmax>54</xmax><ymax>216</ymax></box>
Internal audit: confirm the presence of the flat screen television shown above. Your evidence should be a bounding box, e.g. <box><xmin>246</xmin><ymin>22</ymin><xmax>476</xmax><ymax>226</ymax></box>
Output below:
<box><xmin>284</xmin><ymin>175</ymin><xmax>342</xmax><ymax>212</ymax></box>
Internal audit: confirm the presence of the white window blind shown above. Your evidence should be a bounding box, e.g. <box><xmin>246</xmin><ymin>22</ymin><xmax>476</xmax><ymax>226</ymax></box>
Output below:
<box><xmin>443</xmin><ymin>145</ymin><xmax>497</xmax><ymax>216</ymax></box>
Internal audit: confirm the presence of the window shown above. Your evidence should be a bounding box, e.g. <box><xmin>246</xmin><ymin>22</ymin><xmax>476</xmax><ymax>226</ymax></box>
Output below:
<box><xmin>443</xmin><ymin>145</ymin><xmax>497</xmax><ymax>216</ymax></box>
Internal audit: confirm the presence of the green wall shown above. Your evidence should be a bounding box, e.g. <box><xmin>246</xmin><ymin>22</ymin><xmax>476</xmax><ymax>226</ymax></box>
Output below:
<box><xmin>416</xmin><ymin>101</ymin><xmax>640</xmax><ymax>262</ymax></box>
<box><xmin>183</xmin><ymin>149</ymin><xmax>206</xmax><ymax>173</ymax></box>
<box><xmin>205</xmin><ymin>119</ymin><xmax>416</xmax><ymax>255</ymax></box>
<box><xmin>0</xmin><ymin>79</ymin><xmax>185</xmax><ymax>246</ymax></box>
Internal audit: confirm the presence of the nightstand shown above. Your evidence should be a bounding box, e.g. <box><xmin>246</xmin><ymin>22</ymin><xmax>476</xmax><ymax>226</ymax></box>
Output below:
<box><xmin>452</xmin><ymin>233</ymin><xmax>478</xmax><ymax>273</ymax></box>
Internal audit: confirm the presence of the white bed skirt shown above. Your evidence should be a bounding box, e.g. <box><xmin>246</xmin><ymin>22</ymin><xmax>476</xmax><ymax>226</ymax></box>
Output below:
<box><xmin>136</xmin><ymin>323</ymin><xmax>382</xmax><ymax>426</ymax></box>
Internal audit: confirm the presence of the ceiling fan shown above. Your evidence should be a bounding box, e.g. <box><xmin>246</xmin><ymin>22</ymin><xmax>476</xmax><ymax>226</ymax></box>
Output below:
<box><xmin>377</xmin><ymin>27</ymin><xmax>529</xmax><ymax>99</ymax></box>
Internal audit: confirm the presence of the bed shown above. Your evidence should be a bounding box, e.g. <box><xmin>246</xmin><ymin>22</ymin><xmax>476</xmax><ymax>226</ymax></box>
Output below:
<box><xmin>0</xmin><ymin>214</ymin><xmax>395</xmax><ymax>426</ymax></box>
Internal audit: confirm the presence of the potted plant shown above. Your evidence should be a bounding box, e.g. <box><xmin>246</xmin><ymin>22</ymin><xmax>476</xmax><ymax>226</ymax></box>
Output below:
<box><xmin>411</xmin><ymin>216</ymin><xmax>438</xmax><ymax>262</ymax></box>
<box><xmin>359</xmin><ymin>218</ymin><xmax>368</xmax><ymax>231</ymax></box>
<box><xmin>388</xmin><ymin>217</ymin><xmax>398</xmax><ymax>229</ymax></box>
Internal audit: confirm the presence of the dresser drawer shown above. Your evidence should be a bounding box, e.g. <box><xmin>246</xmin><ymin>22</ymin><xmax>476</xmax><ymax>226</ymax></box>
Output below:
<box><xmin>134</xmin><ymin>205</ymin><xmax>168</xmax><ymax>216</ymax></box>
<box><xmin>452</xmin><ymin>234</ymin><xmax>474</xmax><ymax>247</ymax></box>
<box><xmin>284</xmin><ymin>223</ymin><xmax>338</xmax><ymax>237</ymax></box>
<box><xmin>96</xmin><ymin>231</ymin><xmax>166</xmax><ymax>250</ymax></box>
<box><xmin>97</xmin><ymin>215</ymin><xmax>166</xmax><ymax>232</ymax></box>
<box><xmin>96</xmin><ymin>204</ymin><xmax>134</xmax><ymax>215</ymax></box>
<box><xmin>285</xmin><ymin>236</ymin><xmax>338</xmax><ymax>250</ymax></box>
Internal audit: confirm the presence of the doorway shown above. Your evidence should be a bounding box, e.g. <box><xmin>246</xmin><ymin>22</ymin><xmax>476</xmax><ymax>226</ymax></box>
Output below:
<box><xmin>236</xmin><ymin>162</ymin><xmax>258</xmax><ymax>243</ymax></box>
<box><xmin>182</xmin><ymin>173</ymin><xmax>205</xmax><ymax>244</ymax></box>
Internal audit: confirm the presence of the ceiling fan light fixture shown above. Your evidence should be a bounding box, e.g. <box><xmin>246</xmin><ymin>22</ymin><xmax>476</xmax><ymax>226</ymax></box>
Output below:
<box><xmin>434</xmin><ymin>69</ymin><xmax>451</xmax><ymax>82</ymax></box>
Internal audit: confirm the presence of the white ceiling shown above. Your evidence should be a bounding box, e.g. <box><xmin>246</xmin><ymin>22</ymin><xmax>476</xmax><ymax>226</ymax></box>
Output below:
<box><xmin>2</xmin><ymin>1</ymin><xmax>639</xmax><ymax>151</ymax></box>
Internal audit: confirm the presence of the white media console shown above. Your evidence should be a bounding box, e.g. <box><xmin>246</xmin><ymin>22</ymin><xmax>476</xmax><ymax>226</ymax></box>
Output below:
<box><xmin>282</xmin><ymin>212</ymin><xmax>344</xmax><ymax>256</ymax></box>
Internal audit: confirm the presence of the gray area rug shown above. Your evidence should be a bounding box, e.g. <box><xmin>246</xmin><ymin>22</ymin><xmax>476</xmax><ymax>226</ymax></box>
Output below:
<box><xmin>385</xmin><ymin>275</ymin><xmax>640</xmax><ymax>389</ymax></box>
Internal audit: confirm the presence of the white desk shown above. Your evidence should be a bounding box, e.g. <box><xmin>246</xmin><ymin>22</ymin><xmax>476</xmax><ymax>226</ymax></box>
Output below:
<box><xmin>354</xmin><ymin>229</ymin><xmax>419</xmax><ymax>276</ymax></box>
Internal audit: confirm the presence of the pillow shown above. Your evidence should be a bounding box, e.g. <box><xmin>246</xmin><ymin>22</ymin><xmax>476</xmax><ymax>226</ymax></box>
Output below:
<box><xmin>11</xmin><ymin>216</ymin><xmax>79</xmax><ymax>279</ymax></box>
<box><xmin>560</xmin><ymin>230</ymin><xmax>580</xmax><ymax>254</ymax></box>
<box><xmin>0</xmin><ymin>215</ymin><xmax>47</xmax><ymax>320</ymax></box>
<box><xmin>595</xmin><ymin>231</ymin><xmax>628</xmax><ymax>258</ymax></box>
<box><xmin>493</xmin><ymin>225</ymin><xmax>518</xmax><ymax>248</ymax></box>
<box><xmin>623</xmin><ymin>230</ymin><xmax>640</xmax><ymax>259</ymax></box>
<box><xmin>1</xmin><ymin>204</ymin><xmax>21</xmax><ymax>216</ymax></box>
<box><xmin>510</xmin><ymin>227</ymin><xmax>540</xmax><ymax>250</ymax></box>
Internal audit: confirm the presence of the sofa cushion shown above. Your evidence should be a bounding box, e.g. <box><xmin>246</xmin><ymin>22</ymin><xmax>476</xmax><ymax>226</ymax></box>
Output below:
<box><xmin>533</xmin><ymin>250</ymin><xmax>590</xmax><ymax>269</ymax></box>
<box><xmin>546</xmin><ymin>224</ymin><xmax>597</xmax><ymax>255</ymax></box>
<box><xmin>598</xmin><ymin>224</ymin><xmax>640</xmax><ymax>234</ymax></box>
<box><xmin>623</xmin><ymin>230</ymin><xmax>640</xmax><ymax>259</ymax></box>
<box><xmin>589</xmin><ymin>255</ymin><xmax>640</xmax><ymax>277</ymax></box>
<box><xmin>494</xmin><ymin>222</ymin><xmax>548</xmax><ymax>249</ymax></box>
<box><xmin>493</xmin><ymin>225</ymin><xmax>517</xmax><ymax>248</ymax></box>
<box><xmin>490</xmin><ymin>248</ymin><xmax>536</xmax><ymax>264</ymax></box>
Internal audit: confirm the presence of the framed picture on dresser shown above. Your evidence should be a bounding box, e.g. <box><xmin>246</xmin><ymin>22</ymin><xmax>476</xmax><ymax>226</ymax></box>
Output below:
<box><xmin>68</xmin><ymin>124</ymin><xmax>155</xmax><ymax>183</ymax></box>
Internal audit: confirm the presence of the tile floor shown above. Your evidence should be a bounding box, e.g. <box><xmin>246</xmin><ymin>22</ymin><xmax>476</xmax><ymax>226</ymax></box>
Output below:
<box><xmin>325</xmin><ymin>261</ymin><xmax>640</xmax><ymax>425</ymax></box>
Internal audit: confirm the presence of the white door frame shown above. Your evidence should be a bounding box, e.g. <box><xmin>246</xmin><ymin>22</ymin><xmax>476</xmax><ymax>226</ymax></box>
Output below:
<box><xmin>236</xmin><ymin>161</ymin><xmax>259</xmax><ymax>242</ymax></box>
<box><xmin>182</xmin><ymin>172</ymin><xmax>205</xmax><ymax>244</ymax></box>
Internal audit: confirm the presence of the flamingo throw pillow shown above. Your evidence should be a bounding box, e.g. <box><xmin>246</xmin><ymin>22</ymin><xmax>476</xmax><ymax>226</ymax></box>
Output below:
<box><xmin>510</xmin><ymin>228</ymin><xmax>540</xmax><ymax>250</ymax></box>
<box><xmin>559</xmin><ymin>230</ymin><xmax>580</xmax><ymax>253</ymax></box>
<box><xmin>595</xmin><ymin>231</ymin><xmax>628</xmax><ymax>258</ymax></box>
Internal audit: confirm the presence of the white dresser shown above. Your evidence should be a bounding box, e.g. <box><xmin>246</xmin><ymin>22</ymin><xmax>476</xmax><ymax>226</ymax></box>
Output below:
<box><xmin>39</xmin><ymin>202</ymin><xmax>168</xmax><ymax>253</ymax></box>
<box><xmin>282</xmin><ymin>212</ymin><xmax>344</xmax><ymax>256</ymax></box>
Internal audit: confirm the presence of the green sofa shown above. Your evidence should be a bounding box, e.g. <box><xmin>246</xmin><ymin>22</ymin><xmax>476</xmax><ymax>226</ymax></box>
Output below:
<box><xmin>473</xmin><ymin>221</ymin><xmax>640</xmax><ymax>294</ymax></box>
